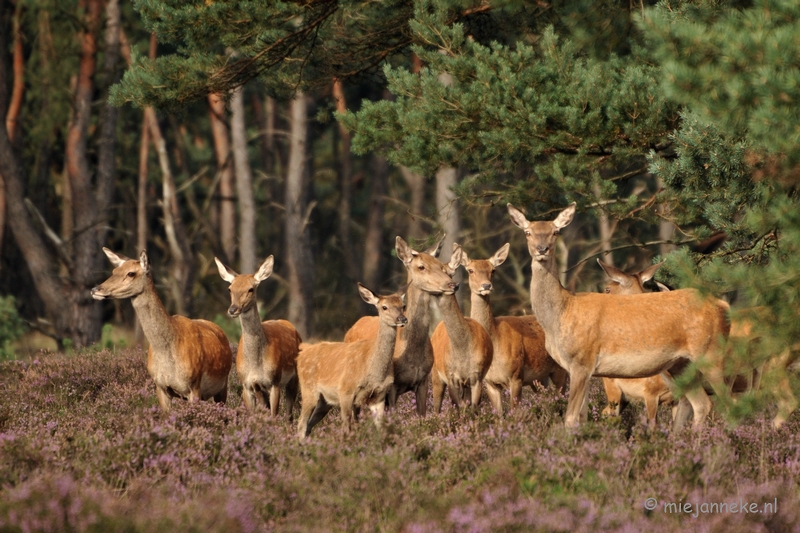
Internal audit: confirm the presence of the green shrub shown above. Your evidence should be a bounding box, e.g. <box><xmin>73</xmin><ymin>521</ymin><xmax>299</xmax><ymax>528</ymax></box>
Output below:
<box><xmin>0</xmin><ymin>295</ymin><xmax>26</xmax><ymax>360</ymax></box>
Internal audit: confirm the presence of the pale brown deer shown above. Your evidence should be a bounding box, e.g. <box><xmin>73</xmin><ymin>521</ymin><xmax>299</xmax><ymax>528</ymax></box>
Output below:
<box><xmin>215</xmin><ymin>256</ymin><xmax>301</xmax><ymax>420</ymax></box>
<box><xmin>296</xmin><ymin>283</ymin><xmax>408</xmax><ymax>438</ymax></box>
<box><xmin>597</xmin><ymin>259</ymin><xmax>674</xmax><ymax>425</ymax></box>
<box><xmin>507</xmin><ymin>203</ymin><xmax>730</xmax><ymax>429</ymax></box>
<box><xmin>430</xmin><ymin>244</ymin><xmax>494</xmax><ymax>413</ymax></box>
<box><xmin>91</xmin><ymin>248</ymin><xmax>232</xmax><ymax>411</ymax></box>
<box><xmin>458</xmin><ymin>243</ymin><xmax>567</xmax><ymax>415</ymax></box>
<box><xmin>344</xmin><ymin>236</ymin><xmax>455</xmax><ymax>415</ymax></box>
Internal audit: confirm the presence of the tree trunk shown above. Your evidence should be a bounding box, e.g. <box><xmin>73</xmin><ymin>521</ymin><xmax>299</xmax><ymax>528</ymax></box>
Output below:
<box><xmin>362</xmin><ymin>154</ymin><xmax>388</xmax><ymax>293</ymax></box>
<box><xmin>656</xmin><ymin>177</ymin><xmax>677</xmax><ymax>258</ymax></box>
<box><xmin>208</xmin><ymin>92</ymin><xmax>236</xmax><ymax>263</ymax></box>
<box><xmin>284</xmin><ymin>94</ymin><xmax>314</xmax><ymax>339</ymax></box>
<box><xmin>400</xmin><ymin>166</ymin><xmax>426</xmax><ymax>240</ymax></box>
<box><xmin>435</xmin><ymin>166</ymin><xmax>460</xmax><ymax>259</ymax></box>
<box><xmin>332</xmin><ymin>79</ymin><xmax>359</xmax><ymax>279</ymax></box>
<box><xmin>230</xmin><ymin>85</ymin><xmax>257</xmax><ymax>274</ymax></box>
<box><xmin>593</xmin><ymin>182</ymin><xmax>615</xmax><ymax>266</ymax></box>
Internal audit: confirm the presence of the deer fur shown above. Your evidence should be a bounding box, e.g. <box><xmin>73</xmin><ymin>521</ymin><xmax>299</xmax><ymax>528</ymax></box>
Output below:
<box><xmin>430</xmin><ymin>244</ymin><xmax>494</xmax><ymax>413</ymax></box>
<box><xmin>343</xmin><ymin>236</ymin><xmax>454</xmax><ymax>415</ymax></box>
<box><xmin>459</xmin><ymin>243</ymin><xmax>567</xmax><ymax>415</ymax></box>
<box><xmin>91</xmin><ymin>248</ymin><xmax>232</xmax><ymax>411</ymax></box>
<box><xmin>508</xmin><ymin>203</ymin><xmax>730</xmax><ymax>429</ymax></box>
<box><xmin>215</xmin><ymin>256</ymin><xmax>301</xmax><ymax>420</ymax></box>
<box><xmin>296</xmin><ymin>283</ymin><xmax>408</xmax><ymax>438</ymax></box>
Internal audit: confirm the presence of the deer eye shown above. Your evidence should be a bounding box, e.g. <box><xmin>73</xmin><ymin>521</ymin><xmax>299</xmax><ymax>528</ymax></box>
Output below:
<box><xmin>126</xmin><ymin>271</ymin><xmax>136</xmax><ymax>278</ymax></box>
<box><xmin>468</xmin><ymin>269</ymin><xmax>474</xmax><ymax>274</ymax></box>
<box><xmin>604</xmin><ymin>287</ymin><xmax>611</xmax><ymax>293</ymax></box>
<box><xmin>248</xmin><ymin>288</ymin><xmax>254</xmax><ymax>293</ymax></box>
<box><xmin>382</xmin><ymin>305</ymin><xmax>388</xmax><ymax>310</ymax></box>
<box><xmin>418</xmin><ymin>265</ymin><xmax>425</xmax><ymax>271</ymax></box>
<box><xmin>553</xmin><ymin>230</ymin><xmax>560</xmax><ymax>236</ymax></box>
<box><xmin>524</xmin><ymin>230</ymin><xmax>531</xmax><ymax>236</ymax></box>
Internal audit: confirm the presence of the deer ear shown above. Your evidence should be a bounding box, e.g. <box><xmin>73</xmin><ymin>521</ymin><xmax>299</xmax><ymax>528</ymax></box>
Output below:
<box><xmin>102</xmin><ymin>247</ymin><xmax>129</xmax><ymax>267</ymax></box>
<box><xmin>655</xmin><ymin>281</ymin><xmax>671</xmax><ymax>292</ymax></box>
<box><xmin>458</xmin><ymin>246</ymin><xmax>471</xmax><ymax>267</ymax></box>
<box><xmin>254</xmin><ymin>255</ymin><xmax>274</xmax><ymax>284</ymax></box>
<box><xmin>424</xmin><ymin>235</ymin><xmax>446</xmax><ymax>258</ymax></box>
<box><xmin>395</xmin><ymin>236</ymin><xmax>414</xmax><ymax>265</ymax></box>
<box><xmin>597</xmin><ymin>259</ymin><xmax>630</xmax><ymax>287</ymax></box>
<box><xmin>553</xmin><ymin>202</ymin><xmax>576</xmax><ymax>230</ymax></box>
<box><xmin>491</xmin><ymin>243</ymin><xmax>510</xmax><ymax>268</ymax></box>
<box><xmin>638</xmin><ymin>260</ymin><xmax>665</xmax><ymax>284</ymax></box>
<box><xmin>214</xmin><ymin>257</ymin><xmax>238</xmax><ymax>283</ymax></box>
<box><xmin>446</xmin><ymin>244</ymin><xmax>463</xmax><ymax>275</ymax></box>
<box><xmin>139</xmin><ymin>250</ymin><xmax>151</xmax><ymax>274</ymax></box>
<box><xmin>357</xmin><ymin>282</ymin><xmax>379</xmax><ymax>306</ymax></box>
<box><xmin>507</xmin><ymin>204</ymin><xmax>529</xmax><ymax>229</ymax></box>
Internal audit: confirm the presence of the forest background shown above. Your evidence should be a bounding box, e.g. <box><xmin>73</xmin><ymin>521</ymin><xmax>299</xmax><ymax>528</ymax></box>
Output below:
<box><xmin>0</xmin><ymin>0</ymin><xmax>799</xmax><ymax>421</ymax></box>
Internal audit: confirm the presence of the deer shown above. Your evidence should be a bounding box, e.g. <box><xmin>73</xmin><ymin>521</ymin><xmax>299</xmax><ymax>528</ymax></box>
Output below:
<box><xmin>344</xmin><ymin>236</ymin><xmax>456</xmax><ymax>415</ymax></box>
<box><xmin>296</xmin><ymin>283</ymin><xmax>408</xmax><ymax>438</ymax></box>
<box><xmin>458</xmin><ymin>243</ymin><xmax>567</xmax><ymax>415</ymax></box>
<box><xmin>91</xmin><ymin>248</ymin><xmax>232</xmax><ymax>411</ymax></box>
<box><xmin>430</xmin><ymin>244</ymin><xmax>494</xmax><ymax>413</ymax></box>
<box><xmin>215</xmin><ymin>255</ymin><xmax>301</xmax><ymax>420</ymax></box>
<box><xmin>507</xmin><ymin>203</ymin><xmax>731</xmax><ymax>429</ymax></box>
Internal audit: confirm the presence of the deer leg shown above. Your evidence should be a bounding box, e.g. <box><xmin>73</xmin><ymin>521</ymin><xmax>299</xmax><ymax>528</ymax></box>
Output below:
<box><xmin>339</xmin><ymin>398</ymin><xmax>355</xmax><ymax>435</ymax></box>
<box><xmin>269</xmin><ymin>385</ymin><xmax>281</xmax><ymax>418</ymax></box>
<box><xmin>432</xmin><ymin>371</ymin><xmax>445</xmax><ymax>414</ymax></box>
<box><xmin>602</xmin><ymin>378</ymin><xmax>623</xmax><ymax>418</ymax></box>
<box><xmin>469</xmin><ymin>375</ymin><xmax>483</xmax><ymax>411</ymax></box>
<box><xmin>447</xmin><ymin>380</ymin><xmax>462</xmax><ymax>410</ymax></box>
<box><xmin>305</xmin><ymin>397</ymin><xmax>333</xmax><ymax>436</ymax></box>
<box><xmin>551</xmin><ymin>366</ymin><xmax>569</xmax><ymax>394</ymax></box>
<box><xmin>415</xmin><ymin>380</ymin><xmax>429</xmax><ymax>417</ymax></box>
<box><xmin>565</xmin><ymin>367</ymin><xmax>590</xmax><ymax>428</ymax></box>
<box><xmin>644</xmin><ymin>394</ymin><xmax>659</xmax><ymax>427</ymax></box>
<box><xmin>297</xmin><ymin>394</ymin><xmax>318</xmax><ymax>439</ymax></box>
<box><xmin>368</xmin><ymin>400</ymin><xmax>386</xmax><ymax>428</ymax></box>
<box><xmin>509</xmin><ymin>377</ymin><xmax>523</xmax><ymax>412</ymax></box>
<box><xmin>485</xmin><ymin>382</ymin><xmax>504</xmax><ymax>415</ymax></box>
<box><xmin>213</xmin><ymin>386</ymin><xmax>228</xmax><ymax>404</ymax></box>
<box><xmin>684</xmin><ymin>384</ymin><xmax>712</xmax><ymax>430</ymax></box>
<box><xmin>387</xmin><ymin>384</ymin><xmax>398</xmax><ymax>410</ymax></box>
<box><xmin>284</xmin><ymin>375</ymin><xmax>299</xmax><ymax>422</ymax></box>
<box><xmin>773</xmin><ymin>373</ymin><xmax>798</xmax><ymax>429</ymax></box>
<box><xmin>156</xmin><ymin>386</ymin><xmax>172</xmax><ymax>412</ymax></box>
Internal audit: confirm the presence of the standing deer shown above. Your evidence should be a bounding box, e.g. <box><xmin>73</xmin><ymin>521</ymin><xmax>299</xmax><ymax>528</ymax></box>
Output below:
<box><xmin>296</xmin><ymin>283</ymin><xmax>408</xmax><ymax>438</ymax></box>
<box><xmin>91</xmin><ymin>248</ymin><xmax>232</xmax><ymax>411</ymax></box>
<box><xmin>459</xmin><ymin>243</ymin><xmax>567</xmax><ymax>415</ymax></box>
<box><xmin>344</xmin><ymin>236</ymin><xmax>455</xmax><ymax>415</ymax></box>
<box><xmin>507</xmin><ymin>203</ymin><xmax>730</xmax><ymax>429</ymax></box>
<box><xmin>597</xmin><ymin>259</ymin><xmax>674</xmax><ymax>425</ymax></box>
<box><xmin>430</xmin><ymin>244</ymin><xmax>494</xmax><ymax>413</ymax></box>
<box><xmin>215</xmin><ymin>256</ymin><xmax>301</xmax><ymax>420</ymax></box>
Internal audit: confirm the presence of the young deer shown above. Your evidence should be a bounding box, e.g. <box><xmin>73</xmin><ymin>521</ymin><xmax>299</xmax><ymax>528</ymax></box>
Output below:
<box><xmin>507</xmin><ymin>203</ymin><xmax>730</xmax><ymax>429</ymax></box>
<box><xmin>296</xmin><ymin>283</ymin><xmax>408</xmax><ymax>438</ymax></box>
<box><xmin>430</xmin><ymin>244</ymin><xmax>494</xmax><ymax>413</ymax></box>
<box><xmin>459</xmin><ymin>243</ymin><xmax>567</xmax><ymax>415</ymax></box>
<box><xmin>344</xmin><ymin>236</ymin><xmax>455</xmax><ymax>415</ymax></box>
<box><xmin>215</xmin><ymin>256</ymin><xmax>301</xmax><ymax>420</ymax></box>
<box><xmin>597</xmin><ymin>259</ymin><xmax>674</xmax><ymax>425</ymax></box>
<box><xmin>91</xmin><ymin>248</ymin><xmax>232</xmax><ymax>411</ymax></box>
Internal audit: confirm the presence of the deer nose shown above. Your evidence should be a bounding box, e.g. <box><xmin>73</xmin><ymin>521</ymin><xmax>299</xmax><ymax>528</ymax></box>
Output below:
<box><xmin>536</xmin><ymin>245</ymin><xmax>549</xmax><ymax>254</ymax></box>
<box><xmin>481</xmin><ymin>283</ymin><xmax>492</xmax><ymax>292</ymax></box>
<box><xmin>228</xmin><ymin>305</ymin><xmax>240</xmax><ymax>316</ymax></box>
<box><xmin>397</xmin><ymin>316</ymin><xmax>408</xmax><ymax>326</ymax></box>
<box><xmin>448</xmin><ymin>281</ymin><xmax>459</xmax><ymax>292</ymax></box>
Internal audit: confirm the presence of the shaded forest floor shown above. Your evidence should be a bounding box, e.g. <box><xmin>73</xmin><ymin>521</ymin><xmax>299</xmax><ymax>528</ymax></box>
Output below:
<box><xmin>1</xmin><ymin>347</ymin><xmax>799</xmax><ymax>532</ymax></box>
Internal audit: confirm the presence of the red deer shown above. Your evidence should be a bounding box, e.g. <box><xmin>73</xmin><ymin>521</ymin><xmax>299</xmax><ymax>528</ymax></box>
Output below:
<box><xmin>296</xmin><ymin>283</ymin><xmax>408</xmax><ymax>438</ymax></box>
<box><xmin>91</xmin><ymin>248</ymin><xmax>232</xmax><ymax>411</ymax></box>
<box><xmin>344</xmin><ymin>236</ymin><xmax>455</xmax><ymax>415</ymax></box>
<box><xmin>507</xmin><ymin>203</ymin><xmax>730</xmax><ymax>429</ymax></box>
<box><xmin>459</xmin><ymin>243</ymin><xmax>567</xmax><ymax>415</ymax></box>
<box><xmin>215</xmin><ymin>256</ymin><xmax>301</xmax><ymax>420</ymax></box>
<box><xmin>430</xmin><ymin>244</ymin><xmax>494</xmax><ymax>412</ymax></box>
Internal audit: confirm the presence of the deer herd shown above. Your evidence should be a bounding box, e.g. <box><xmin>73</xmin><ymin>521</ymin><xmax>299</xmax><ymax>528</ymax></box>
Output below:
<box><xmin>90</xmin><ymin>203</ymin><xmax>794</xmax><ymax>438</ymax></box>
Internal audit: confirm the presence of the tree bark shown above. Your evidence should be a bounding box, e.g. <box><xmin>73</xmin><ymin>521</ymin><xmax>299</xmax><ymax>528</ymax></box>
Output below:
<box><xmin>230</xmin><ymin>85</ymin><xmax>257</xmax><ymax>274</ymax></box>
<box><xmin>362</xmin><ymin>154</ymin><xmax>388</xmax><ymax>293</ymax></box>
<box><xmin>656</xmin><ymin>177</ymin><xmax>677</xmax><ymax>258</ymax></box>
<box><xmin>332</xmin><ymin>78</ymin><xmax>359</xmax><ymax>279</ymax></box>
<box><xmin>593</xmin><ymin>182</ymin><xmax>616</xmax><ymax>266</ymax></box>
<box><xmin>400</xmin><ymin>166</ymin><xmax>426</xmax><ymax>240</ymax></box>
<box><xmin>284</xmin><ymin>94</ymin><xmax>314</xmax><ymax>339</ymax></box>
<box><xmin>208</xmin><ymin>92</ymin><xmax>236</xmax><ymax>263</ymax></box>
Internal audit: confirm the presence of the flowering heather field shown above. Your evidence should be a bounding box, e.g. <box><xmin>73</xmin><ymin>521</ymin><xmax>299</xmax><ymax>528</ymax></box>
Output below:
<box><xmin>1</xmin><ymin>347</ymin><xmax>799</xmax><ymax>532</ymax></box>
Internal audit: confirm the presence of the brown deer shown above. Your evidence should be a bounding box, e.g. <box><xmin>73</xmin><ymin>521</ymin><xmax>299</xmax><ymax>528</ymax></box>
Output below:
<box><xmin>597</xmin><ymin>259</ymin><xmax>674</xmax><ymax>425</ymax></box>
<box><xmin>430</xmin><ymin>244</ymin><xmax>494</xmax><ymax>413</ymax></box>
<box><xmin>215</xmin><ymin>256</ymin><xmax>301</xmax><ymax>420</ymax></box>
<box><xmin>91</xmin><ymin>248</ymin><xmax>232</xmax><ymax>411</ymax></box>
<box><xmin>458</xmin><ymin>243</ymin><xmax>567</xmax><ymax>415</ymax></box>
<box><xmin>344</xmin><ymin>236</ymin><xmax>455</xmax><ymax>415</ymax></box>
<box><xmin>296</xmin><ymin>283</ymin><xmax>408</xmax><ymax>438</ymax></box>
<box><xmin>507</xmin><ymin>203</ymin><xmax>730</xmax><ymax>429</ymax></box>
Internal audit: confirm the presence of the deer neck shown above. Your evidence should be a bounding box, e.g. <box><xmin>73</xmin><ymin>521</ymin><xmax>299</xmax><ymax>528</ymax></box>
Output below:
<box><xmin>238</xmin><ymin>305</ymin><xmax>268</xmax><ymax>363</ymax></box>
<box><xmin>402</xmin><ymin>283</ymin><xmax>432</xmax><ymax>346</ymax></box>
<box><xmin>131</xmin><ymin>278</ymin><xmax>177</xmax><ymax>356</ymax></box>
<box><xmin>367</xmin><ymin>320</ymin><xmax>398</xmax><ymax>380</ymax></box>
<box><xmin>436</xmin><ymin>292</ymin><xmax>472</xmax><ymax>351</ymax></box>
<box><xmin>529</xmin><ymin>256</ymin><xmax>569</xmax><ymax>333</ymax></box>
<box><xmin>470</xmin><ymin>292</ymin><xmax>497</xmax><ymax>338</ymax></box>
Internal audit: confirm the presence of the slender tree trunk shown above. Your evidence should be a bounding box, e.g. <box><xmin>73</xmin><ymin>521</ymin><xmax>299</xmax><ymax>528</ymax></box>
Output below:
<box><xmin>400</xmin><ymin>166</ymin><xmax>426</xmax><ymax>240</ymax></box>
<box><xmin>284</xmin><ymin>94</ymin><xmax>314</xmax><ymax>338</ymax></box>
<box><xmin>251</xmin><ymin>92</ymin><xmax>272</xmax><ymax>182</ymax></box>
<box><xmin>656</xmin><ymin>177</ymin><xmax>677</xmax><ymax>258</ymax></box>
<box><xmin>593</xmin><ymin>182</ymin><xmax>615</xmax><ymax>266</ymax></box>
<box><xmin>435</xmin><ymin>166</ymin><xmax>460</xmax><ymax>258</ymax></box>
<box><xmin>332</xmin><ymin>78</ymin><xmax>359</xmax><ymax>279</ymax></box>
<box><xmin>362</xmin><ymin>154</ymin><xmax>388</xmax><ymax>294</ymax></box>
<box><xmin>208</xmin><ymin>92</ymin><xmax>236</xmax><ymax>263</ymax></box>
<box><xmin>135</xmin><ymin>114</ymin><xmax>150</xmax><ymax>342</ymax></box>
<box><xmin>230</xmin><ymin>85</ymin><xmax>257</xmax><ymax>274</ymax></box>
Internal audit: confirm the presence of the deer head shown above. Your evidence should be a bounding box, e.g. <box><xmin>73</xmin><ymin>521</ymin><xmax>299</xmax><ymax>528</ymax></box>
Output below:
<box><xmin>215</xmin><ymin>256</ymin><xmax>274</xmax><ymax>318</ymax></box>
<box><xmin>91</xmin><ymin>248</ymin><xmax>151</xmax><ymax>300</ymax></box>
<box><xmin>507</xmin><ymin>203</ymin><xmax>576</xmax><ymax>263</ymax></box>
